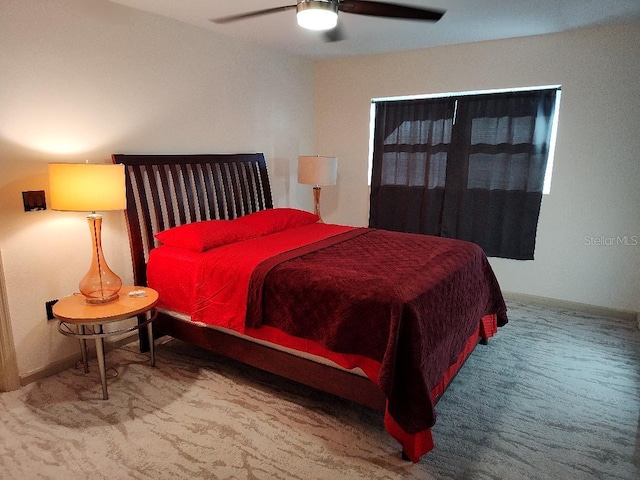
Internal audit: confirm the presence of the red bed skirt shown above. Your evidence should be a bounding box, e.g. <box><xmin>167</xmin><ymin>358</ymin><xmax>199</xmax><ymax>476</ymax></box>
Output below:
<box><xmin>386</xmin><ymin>313</ymin><xmax>498</xmax><ymax>462</ymax></box>
<box><xmin>249</xmin><ymin>313</ymin><xmax>499</xmax><ymax>463</ymax></box>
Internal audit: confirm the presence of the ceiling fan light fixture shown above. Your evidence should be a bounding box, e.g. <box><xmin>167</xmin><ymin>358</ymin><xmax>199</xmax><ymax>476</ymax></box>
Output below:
<box><xmin>296</xmin><ymin>0</ymin><xmax>339</xmax><ymax>31</ymax></box>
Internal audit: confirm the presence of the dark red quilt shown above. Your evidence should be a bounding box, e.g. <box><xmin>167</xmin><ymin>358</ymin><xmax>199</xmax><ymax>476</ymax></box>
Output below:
<box><xmin>246</xmin><ymin>228</ymin><xmax>508</xmax><ymax>435</ymax></box>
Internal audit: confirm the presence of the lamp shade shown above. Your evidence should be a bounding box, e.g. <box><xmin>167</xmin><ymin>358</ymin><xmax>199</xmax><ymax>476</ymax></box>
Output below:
<box><xmin>49</xmin><ymin>163</ymin><xmax>126</xmax><ymax>212</ymax></box>
<box><xmin>298</xmin><ymin>156</ymin><xmax>338</xmax><ymax>186</ymax></box>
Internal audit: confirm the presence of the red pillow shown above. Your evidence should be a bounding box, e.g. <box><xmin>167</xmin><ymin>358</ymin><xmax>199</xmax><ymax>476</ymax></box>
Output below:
<box><xmin>154</xmin><ymin>220</ymin><xmax>257</xmax><ymax>252</ymax></box>
<box><xmin>235</xmin><ymin>208</ymin><xmax>319</xmax><ymax>236</ymax></box>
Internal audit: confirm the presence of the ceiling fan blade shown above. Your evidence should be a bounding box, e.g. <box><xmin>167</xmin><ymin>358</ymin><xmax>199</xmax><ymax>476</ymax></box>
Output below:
<box><xmin>324</xmin><ymin>23</ymin><xmax>346</xmax><ymax>42</ymax></box>
<box><xmin>211</xmin><ymin>5</ymin><xmax>296</xmax><ymax>24</ymax></box>
<box><xmin>338</xmin><ymin>0</ymin><xmax>444</xmax><ymax>21</ymax></box>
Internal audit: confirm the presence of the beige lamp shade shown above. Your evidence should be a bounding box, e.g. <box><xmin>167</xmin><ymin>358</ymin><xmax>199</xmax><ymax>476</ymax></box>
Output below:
<box><xmin>298</xmin><ymin>156</ymin><xmax>338</xmax><ymax>186</ymax></box>
<box><xmin>49</xmin><ymin>163</ymin><xmax>126</xmax><ymax>212</ymax></box>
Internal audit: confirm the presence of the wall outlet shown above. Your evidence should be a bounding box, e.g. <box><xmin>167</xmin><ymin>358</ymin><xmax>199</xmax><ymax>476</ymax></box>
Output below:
<box><xmin>45</xmin><ymin>299</ymin><xmax>58</xmax><ymax>320</ymax></box>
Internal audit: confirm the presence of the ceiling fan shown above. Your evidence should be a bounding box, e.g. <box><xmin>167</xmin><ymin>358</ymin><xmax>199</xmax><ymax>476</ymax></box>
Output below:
<box><xmin>211</xmin><ymin>0</ymin><xmax>445</xmax><ymax>42</ymax></box>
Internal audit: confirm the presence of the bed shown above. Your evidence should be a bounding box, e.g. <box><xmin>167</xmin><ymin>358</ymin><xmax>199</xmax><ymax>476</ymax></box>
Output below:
<box><xmin>113</xmin><ymin>152</ymin><xmax>508</xmax><ymax>462</ymax></box>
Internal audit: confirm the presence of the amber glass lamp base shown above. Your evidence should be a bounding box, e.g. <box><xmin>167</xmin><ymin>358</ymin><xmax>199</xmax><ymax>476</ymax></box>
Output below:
<box><xmin>80</xmin><ymin>213</ymin><xmax>122</xmax><ymax>304</ymax></box>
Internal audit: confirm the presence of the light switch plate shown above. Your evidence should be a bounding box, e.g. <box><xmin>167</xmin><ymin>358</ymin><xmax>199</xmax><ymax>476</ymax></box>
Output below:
<box><xmin>22</xmin><ymin>190</ymin><xmax>47</xmax><ymax>211</ymax></box>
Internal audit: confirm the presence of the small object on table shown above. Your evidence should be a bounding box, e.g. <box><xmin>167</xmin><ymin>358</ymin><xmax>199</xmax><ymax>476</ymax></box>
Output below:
<box><xmin>128</xmin><ymin>289</ymin><xmax>147</xmax><ymax>298</ymax></box>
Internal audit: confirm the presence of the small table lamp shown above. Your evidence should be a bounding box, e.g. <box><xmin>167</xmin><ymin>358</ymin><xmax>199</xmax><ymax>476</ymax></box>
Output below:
<box><xmin>298</xmin><ymin>155</ymin><xmax>338</xmax><ymax>222</ymax></box>
<box><xmin>49</xmin><ymin>163</ymin><xmax>126</xmax><ymax>304</ymax></box>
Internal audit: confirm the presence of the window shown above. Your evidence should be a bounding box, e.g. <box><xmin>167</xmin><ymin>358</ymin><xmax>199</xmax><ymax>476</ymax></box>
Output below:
<box><xmin>369</xmin><ymin>87</ymin><xmax>561</xmax><ymax>260</ymax></box>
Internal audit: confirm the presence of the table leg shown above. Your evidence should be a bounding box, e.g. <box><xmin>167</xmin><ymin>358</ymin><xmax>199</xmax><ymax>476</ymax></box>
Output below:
<box><xmin>79</xmin><ymin>325</ymin><xmax>89</xmax><ymax>373</ymax></box>
<box><xmin>94</xmin><ymin>326</ymin><xmax>108</xmax><ymax>400</ymax></box>
<box><xmin>147</xmin><ymin>321</ymin><xmax>155</xmax><ymax>367</ymax></box>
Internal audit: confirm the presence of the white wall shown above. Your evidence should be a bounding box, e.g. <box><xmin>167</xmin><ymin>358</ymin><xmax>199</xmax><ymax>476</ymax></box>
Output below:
<box><xmin>0</xmin><ymin>0</ymin><xmax>316</xmax><ymax>377</ymax></box>
<box><xmin>316</xmin><ymin>21</ymin><xmax>640</xmax><ymax>314</ymax></box>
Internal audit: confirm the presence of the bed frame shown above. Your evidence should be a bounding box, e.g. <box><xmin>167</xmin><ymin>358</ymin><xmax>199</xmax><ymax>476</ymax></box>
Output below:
<box><xmin>113</xmin><ymin>153</ymin><xmax>387</xmax><ymax>411</ymax></box>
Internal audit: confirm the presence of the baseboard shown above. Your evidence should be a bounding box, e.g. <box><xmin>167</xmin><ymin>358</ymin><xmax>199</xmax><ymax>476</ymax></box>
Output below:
<box><xmin>503</xmin><ymin>291</ymin><xmax>639</xmax><ymax>327</ymax></box>
<box><xmin>20</xmin><ymin>334</ymin><xmax>138</xmax><ymax>386</ymax></box>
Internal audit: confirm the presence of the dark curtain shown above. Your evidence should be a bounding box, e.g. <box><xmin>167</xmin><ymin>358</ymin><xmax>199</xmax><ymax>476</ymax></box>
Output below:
<box><xmin>369</xmin><ymin>89</ymin><xmax>559</xmax><ymax>260</ymax></box>
<box><xmin>369</xmin><ymin>98</ymin><xmax>455</xmax><ymax>235</ymax></box>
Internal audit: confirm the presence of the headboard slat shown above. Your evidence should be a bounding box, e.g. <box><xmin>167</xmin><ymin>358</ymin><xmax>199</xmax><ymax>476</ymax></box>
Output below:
<box><xmin>220</xmin><ymin>163</ymin><xmax>236</xmax><ymax>218</ymax></box>
<box><xmin>227</xmin><ymin>163</ymin><xmax>241</xmax><ymax>217</ymax></box>
<box><xmin>191</xmin><ymin>163</ymin><xmax>208</xmax><ymax>222</ymax></box>
<box><xmin>160</xmin><ymin>165</ymin><xmax>180</xmax><ymax>227</ymax></box>
<box><xmin>231</xmin><ymin>164</ymin><xmax>244</xmax><ymax>216</ymax></box>
<box><xmin>207</xmin><ymin>163</ymin><xmax>221</xmax><ymax>219</ymax></box>
<box><xmin>113</xmin><ymin>153</ymin><xmax>273</xmax><ymax>286</ymax></box>
<box><xmin>133</xmin><ymin>166</ymin><xmax>157</xmax><ymax>271</ymax></box>
<box><xmin>238</xmin><ymin>162</ymin><xmax>253</xmax><ymax>215</ymax></box>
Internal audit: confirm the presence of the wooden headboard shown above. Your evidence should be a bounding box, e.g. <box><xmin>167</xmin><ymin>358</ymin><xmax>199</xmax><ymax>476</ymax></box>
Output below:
<box><xmin>112</xmin><ymin>153</ymin><xmax>273</xmax><ymax>286</ymax></box>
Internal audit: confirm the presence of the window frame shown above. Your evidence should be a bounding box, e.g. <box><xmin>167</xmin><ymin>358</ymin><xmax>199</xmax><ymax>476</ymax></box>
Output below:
<box><xmin>368</xmin><ymin>85</ymin><xmax>562</xmax><ymax>195</ymax></box>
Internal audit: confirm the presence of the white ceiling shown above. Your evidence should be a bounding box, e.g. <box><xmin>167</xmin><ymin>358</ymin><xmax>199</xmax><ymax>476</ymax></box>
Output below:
<box><xmin>110</xmin><ymin>0</ymin><xmax>640</xmax><ymax>59</ymax></box>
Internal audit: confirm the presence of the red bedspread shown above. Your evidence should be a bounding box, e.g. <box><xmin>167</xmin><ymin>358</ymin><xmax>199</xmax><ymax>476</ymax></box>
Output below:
<box><xmin>246</xmin><ymin>229</ymin><xmax>507</xmax><ymax>433</ymax></box>
<box><xmin>148</xmin><ymin>224</ymin><xmax>507</xmax><ymax>461</ymax></box>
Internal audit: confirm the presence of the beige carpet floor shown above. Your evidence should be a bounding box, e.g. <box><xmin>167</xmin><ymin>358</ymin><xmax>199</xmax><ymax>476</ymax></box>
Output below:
<box><xmin>1</xmin><ymin>301</ymin><xmax>639</xmax><ymax>479</ymax></box>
